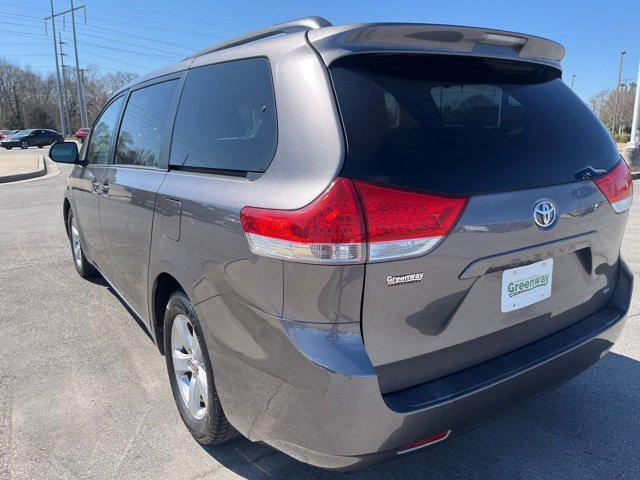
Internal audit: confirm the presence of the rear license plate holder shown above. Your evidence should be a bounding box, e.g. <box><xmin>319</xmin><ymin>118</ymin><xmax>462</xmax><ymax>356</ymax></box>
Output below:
<box><xmin>501</xmin><ymin>259</ymin><xmax>553</xmax><ymax>313</ymax></box>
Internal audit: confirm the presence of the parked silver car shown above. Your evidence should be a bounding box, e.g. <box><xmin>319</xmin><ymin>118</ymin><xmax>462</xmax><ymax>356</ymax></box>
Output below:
<box><xmin>49</xmin><ymin>17</ymin><xmax>634</xmax><ymax>470</ymax></box>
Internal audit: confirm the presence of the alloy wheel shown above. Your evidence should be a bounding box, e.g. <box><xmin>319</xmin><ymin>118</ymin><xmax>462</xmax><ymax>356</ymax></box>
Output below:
<box><xmin>171</xmin><ymin>313</ymin><xmax>209</xmax><ymax>420</ymax></box>
<box><xmin>70</xmin><ymin>216</ymin><xmax>83</xmax><ymax>269</ymax></box>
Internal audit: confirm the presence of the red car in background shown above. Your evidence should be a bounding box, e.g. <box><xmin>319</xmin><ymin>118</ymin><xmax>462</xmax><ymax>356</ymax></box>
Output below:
<box><xmin>75</xmin><ymin>128</ymin><xmax>90</xmax><ymax>142</ymax></box>
<box><xmin>0</xmin><ymin>130</ymin><xmax>15</xmax><ymax>140</ymax></box>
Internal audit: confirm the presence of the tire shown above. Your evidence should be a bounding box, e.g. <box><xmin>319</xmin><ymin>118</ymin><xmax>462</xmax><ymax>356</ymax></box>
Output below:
<box><xmin>5</xmin><ymin>147</ymin><xmax>11</xmax><ymax>150</ymax></box>
<box><xmin>164</xmin><ymin>290</ymin><xmax>235</xmax><ymax>445</ymax></box>
<box><xmin>20</xmin><ymin>141</ymin><xmax>28</xmax><ymax>149</ymax></box>
<box><xmin>67</xmin><ymin>209</ymin><xmax>98</xmax><ymax>278</ymax></box>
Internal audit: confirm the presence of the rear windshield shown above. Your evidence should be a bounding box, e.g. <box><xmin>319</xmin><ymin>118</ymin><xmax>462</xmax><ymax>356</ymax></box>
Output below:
<box><xmin>330</xmin><ymin>55</ymin><xmax>619</xmax><ymax>195</ymax></box>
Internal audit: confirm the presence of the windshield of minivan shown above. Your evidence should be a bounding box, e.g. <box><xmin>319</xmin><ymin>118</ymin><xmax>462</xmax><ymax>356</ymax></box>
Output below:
<box><xmin>331</xmin><ymin>54</ymin><xmax>620</xmax><ymax>195</ymax></box>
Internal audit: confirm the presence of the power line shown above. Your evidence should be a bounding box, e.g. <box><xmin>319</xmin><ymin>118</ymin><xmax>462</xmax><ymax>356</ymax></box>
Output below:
<box><xmin>83</xmin><ymin>14</ymin><xmax>225</xmax><ymax>38</ymax></box>
<box><xmin>0</xmin><ymin>42</ymin><xmax>51</xmax><ymax>45</ymax></box>
<box><xmin>0</xmin><ymin>10</ymin><xmax>41</xmax><ymax>19</ymax></box>
<box><xmin>79</xmin><ymin>49</ymin><xmax>156</xmax><ymax>71</ymax></box>
<box><xmin>83</xmin><ymin>0</ymin><xmax>247</xmax><ymax>32</ymax></box>
<box><xmin>0</xmin><ymin>1</ymin><xmax>249</xmax><ymax>34</ymax></box>
<box><xmin>80</xmin><ymin>63</ymin><xmax>134</xmax><ymax>73</ymax></box>
<box><xmin>0</xmin><ymin>7</ymin><xmax>221</xmax><ymax>42</ymax></box>
<box><xmin>0</xmin><ymin>19</ymin><xmax>47</xmax><ymax>29</ymax></box>
<box><xmin>0</xmin><ymin>31</ymin><xmax>174</xmax><ymax>70</ymax></box>
<box><xmin>0</xmin><ymin>14</ymin><xmax>195</xmax><ymax>55</ymax></box>
<box><xmin>75</xmin><ymin>22</ymin><xmax>204</xmax><ymax>50</ymax></box>
<box><xmin>0</xmin><ymin>10</ymin><xmax>203</xmax><ymax>51</ymax></box>
<box><xmin>76</xmin><ymin>40</ymin><xmax>179</xmax><ymax>61</ymax></box>
<box><xmin>0</xmin><ymin>29</ymin><xmax>50</xmax><ymax>39</ymax></box>
<box><xmin>0</xmin><ymin>4</ymin><xmax>232</xmax><ymax>75</ymax></box>
<box><xmin>0</xmin><ymin>20</ymin><xmax>185</xmax><ymax>62</ymax></box>
<box><xmin>69</xmin><ymin>27</ymin><xmax>189</xmax><ymax>56</ymax></box>
<box><xmin>0</xmin><ymin>1</ymin><xmax>49</xmax><ymax>13</ymax></box>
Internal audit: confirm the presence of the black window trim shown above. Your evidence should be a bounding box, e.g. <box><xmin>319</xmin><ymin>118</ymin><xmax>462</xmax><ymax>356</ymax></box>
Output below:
<box><xmin>328</xmin><ymin>53</ymin><xmax>619</xmax><ymax>196</ymax></box>
<box><xmin>168</xmin><ymin>163</ymin><xmax>252</xmax><ymax>178</ymax></box>
<box><xmin>110</xmin><ymin>72</ymin><xmax>185</xmax><ymax>171</ymax></box>
<box><xmin>82</xmin><ymin>93</ymin><xmax>127</xmax><ymax>166</ymax></box>
<box><xmin>166</xmin><ymin>55</ymin><xmax>278</xmax><ymax>178</ymax></box>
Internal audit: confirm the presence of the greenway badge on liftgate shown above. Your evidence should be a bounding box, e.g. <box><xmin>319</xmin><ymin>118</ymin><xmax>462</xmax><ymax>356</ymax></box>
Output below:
<box><xmin>501</xmin><ymin>259</ymin><xmax>553</xmax><ymax>313</ymax></box>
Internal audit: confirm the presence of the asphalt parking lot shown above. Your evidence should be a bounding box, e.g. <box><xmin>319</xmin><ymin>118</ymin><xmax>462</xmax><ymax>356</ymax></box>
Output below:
<box><xmin>0</xmin><ymin>145</ymin><xmax>49</xmax><ymax>157</ymax></box>
<box><xmin>0</xmin><ymin>151</ymin><xmax>638</xmax><ymax>480</ymax></box>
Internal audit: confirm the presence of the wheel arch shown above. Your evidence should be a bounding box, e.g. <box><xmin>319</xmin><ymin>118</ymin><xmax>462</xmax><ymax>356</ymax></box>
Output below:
<box><xmin>151</xmin><ymin>272</ymin><xmax>185</xmax><ymax>355</ymax></box>
<box><xmin>63</xmin><ymin>198</ymin><xmax>71</xmax><ymax>236</ymax></box>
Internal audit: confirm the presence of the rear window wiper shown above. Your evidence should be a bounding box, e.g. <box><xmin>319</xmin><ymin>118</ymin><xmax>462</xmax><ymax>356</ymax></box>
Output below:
<box><xmin>575</xmin><ymin>166</ymin><xmax>607</xmax><ymax>180</ymax></box>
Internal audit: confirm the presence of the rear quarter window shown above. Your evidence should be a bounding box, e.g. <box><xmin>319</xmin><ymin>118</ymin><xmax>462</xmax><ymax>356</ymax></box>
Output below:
<box><xmin>170</xmin><ymin>58</ymin><xmax>277</xmax><ymax>173</ymax></box>
<box><xmin>331</xmin><ymin>54</ymin><xmax>620</xmax><ymax>195</ymax></box>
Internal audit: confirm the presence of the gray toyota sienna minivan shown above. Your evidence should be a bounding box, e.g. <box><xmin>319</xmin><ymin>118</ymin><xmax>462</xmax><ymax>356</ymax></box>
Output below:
<box><xmin>50</xmin><ymin>17</ymin><xmax>634</xmax><ymax>469</ymax></box>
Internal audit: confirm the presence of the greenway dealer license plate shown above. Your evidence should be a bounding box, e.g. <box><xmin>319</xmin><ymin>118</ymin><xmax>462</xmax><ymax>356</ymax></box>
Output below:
<box><xmin>501</xmin><ymin>259</ymin><xmax>553</xmax><ymax>313</ymax></box>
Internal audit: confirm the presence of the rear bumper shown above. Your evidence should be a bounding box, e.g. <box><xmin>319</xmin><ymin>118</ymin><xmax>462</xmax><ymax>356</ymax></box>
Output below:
<box><xmin>198</xmin><ymin>261</ymin><xmax>633</xmax><ymax>470</ymax></box>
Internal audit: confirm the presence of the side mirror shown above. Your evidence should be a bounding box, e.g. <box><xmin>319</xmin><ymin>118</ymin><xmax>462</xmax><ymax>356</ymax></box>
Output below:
<box><xmin>49</xmin><ymin>141</ymin><xmax>81</xmax><ymax>164</ymax></box>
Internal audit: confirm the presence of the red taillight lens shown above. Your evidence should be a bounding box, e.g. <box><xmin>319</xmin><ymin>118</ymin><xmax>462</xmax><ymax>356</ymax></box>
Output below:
<box><xmin>240</xmin><ymin>178</ymin><xmax>468</xmax><ymax>264</ymax></box>
<box><xmin>240</xmin><ymin>178</ymin><xmax>366</xmax><ymax>264</ymax></box>
<box><xmin>354</xmin><ymin>180</ymin><xmax>467</xmax><ymax>261</ymax></box>
<box><xmin>594</xmin><ymin>160</ymin><xmax>633</xmax><ymax>213</ymax></box>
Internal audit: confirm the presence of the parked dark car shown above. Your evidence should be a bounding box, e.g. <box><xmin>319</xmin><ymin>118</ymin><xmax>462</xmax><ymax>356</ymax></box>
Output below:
<box><xmin>1</xmin><ymin>129</ymin><xmax>64</xmax><ymax>149</ymax></box>
<box><xmin>48</xmin><ymin>18</ymin><xmax>634</xmax><ymax>470</ymax></box>
<box><xmin>75</xmin><ymin>128</ymin><xmax>90</xmax><ymax>142</ymax></box>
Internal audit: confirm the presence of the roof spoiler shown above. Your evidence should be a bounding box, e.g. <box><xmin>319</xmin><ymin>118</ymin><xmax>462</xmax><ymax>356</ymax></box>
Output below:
<box><xmin>190</xmin><ymin>16</ymin><xmax>332</xmax><ymax>58</ymax></box>
<box><xmin>308</xmin><ymin>23</ymin><xmax>565</xmax><ymax>71</ymax></box>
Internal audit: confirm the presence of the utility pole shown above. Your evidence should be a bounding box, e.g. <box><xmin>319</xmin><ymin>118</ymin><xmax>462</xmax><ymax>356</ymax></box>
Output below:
<box><xmin>612</xmin><ymin>51</ymin><xmax>626</xmax><ymax>134</ymax></box>
<box><xmin>623</xmin><ymin>60</ymin><xmax>640</xmax><ymax>166</ymax></box>
<box><xmin>70</xmin><ymin>0</ymin><xmax>88</xmax><ymax>128</ymax></box>
<box><xmin>46</xmin><ymin>1</ymin><xmax>86</xmax><ymax>135</ymax></box>
<box><xmin>58</xmin><ymin>33</ymin><xmax>72</xmax><ymax>133</ymax></box>
<box><xmin>47</xmin><ymin>0</ymin><xmax>67</xmax><ymax>137</ymax></box>
<box><xmin>570</xmin><ymin>74</ymin><xmax>576</xmax><ymax>90</ymax></box>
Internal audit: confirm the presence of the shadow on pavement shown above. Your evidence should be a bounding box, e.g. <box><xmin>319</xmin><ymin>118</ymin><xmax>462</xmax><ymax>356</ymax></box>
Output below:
<box><xmin>92</xmin><ymin>273</ymin><xmax>155</xmax><ymax>343</ymax></box>
<box><xmin>198</xmin><ymin>352</ymin><xmax>640</xmax><ymax>479</ymax></box>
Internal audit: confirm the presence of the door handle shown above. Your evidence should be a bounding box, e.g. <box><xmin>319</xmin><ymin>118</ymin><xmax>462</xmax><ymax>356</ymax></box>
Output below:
<box><xmin>99</xmin><ymin>179</ymin><xmax>110</xmax><ymax>196</ymax></box>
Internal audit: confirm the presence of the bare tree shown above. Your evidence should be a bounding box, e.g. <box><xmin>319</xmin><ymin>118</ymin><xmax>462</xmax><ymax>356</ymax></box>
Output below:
<box><xmin>589</xmin><ymin>84</ymin><xmax>637</xmax><ymax>135</ymax></box>
<box><xmin>0</xmin><ymin>58</ymin><xmax>137</xmax><ymax>132</ymax></box>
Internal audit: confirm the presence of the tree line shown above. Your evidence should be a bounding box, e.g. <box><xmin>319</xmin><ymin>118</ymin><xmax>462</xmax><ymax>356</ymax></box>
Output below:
<box><xmin>2</xmin><ymin>56</ymin><xmax>637</xmax><ymax>144</ymax></box>
<box><xmin>0</xmin><ymin>58</ymin><xmax>136</xmax><ymax>134</ymax></box>
<box><xmin>589</xmin><ymin>82</ymin><xmax>637</xmax><ymax>143</ymax></box>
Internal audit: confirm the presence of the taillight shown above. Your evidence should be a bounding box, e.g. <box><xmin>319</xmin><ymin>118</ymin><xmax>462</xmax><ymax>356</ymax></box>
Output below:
<box><xmin>241</xmin><ymin>178</ymin><xmax>467</xmax><ymax>264</ymax></box>
<box><xmin>594</xmin><ymin>160</ymin><xmax>633</xmax><ymax>213</ymax></box>
<box><xmin>240</xmin><ymin>178</ymin><xmax>367</xmax><ymax>264</ymax></box>
<box><xmin>354</xmin><ymin>180</ymin><xmax>467</xmax><ymax>262</ymax></box>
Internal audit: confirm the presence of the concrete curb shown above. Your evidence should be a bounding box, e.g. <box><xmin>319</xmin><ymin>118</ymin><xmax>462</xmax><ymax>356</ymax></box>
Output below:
<box><xmin>0</xmin><ymin>155</ymin><xmax>47</xmax><ymax>184</ymax></box>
